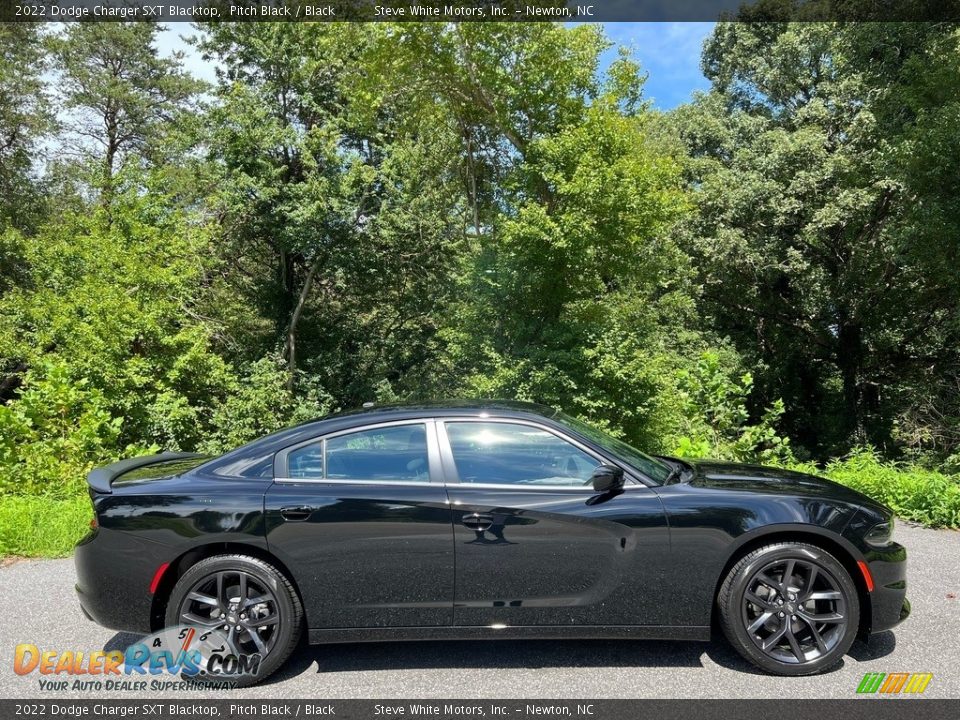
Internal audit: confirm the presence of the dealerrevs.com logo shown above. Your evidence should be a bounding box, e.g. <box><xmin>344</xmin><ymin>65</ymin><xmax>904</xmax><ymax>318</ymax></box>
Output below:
<box><xmin>857</xmin><ymin>673</ymin><xmax>933</xmax><ymax>695</ymax></box>
<box><xmin>13</xmin><ymin>626</ymin><xmax>261</xmax><ymax>691</ymax></box>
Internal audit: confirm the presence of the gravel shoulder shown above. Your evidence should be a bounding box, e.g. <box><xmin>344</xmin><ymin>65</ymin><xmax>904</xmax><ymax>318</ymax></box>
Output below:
<box><xmin>1</xmin><ymin>524</ymin><xmax>957</xmax><ymax>699</ymax></box>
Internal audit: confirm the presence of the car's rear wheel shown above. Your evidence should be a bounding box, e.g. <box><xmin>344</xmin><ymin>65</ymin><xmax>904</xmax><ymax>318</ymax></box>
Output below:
<box><xmin>165</xmin><ymin>554</ymin><xmax>303</xmax><ymax>686</ymax></box>
<box><xmin>718</xmin><ymin>542</ymin><xmax>859</xmax><ymax>675</ymax></box>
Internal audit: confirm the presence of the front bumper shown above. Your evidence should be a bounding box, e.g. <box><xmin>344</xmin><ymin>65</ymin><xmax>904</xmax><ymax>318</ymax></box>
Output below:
<box><xmin>864</xmin><ymin>540</ymin><xmax>909</xmax><ymax>633</ymax></box>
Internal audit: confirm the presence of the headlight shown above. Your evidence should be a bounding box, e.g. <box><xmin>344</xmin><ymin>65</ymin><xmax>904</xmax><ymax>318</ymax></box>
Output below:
<box><xmin>865</xmin><ymin>518</ymin><xmax>894</xmax><ymax>547</ymax></box>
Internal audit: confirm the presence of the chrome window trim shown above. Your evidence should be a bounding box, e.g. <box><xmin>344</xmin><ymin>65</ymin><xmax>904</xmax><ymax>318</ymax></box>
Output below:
<box><xmin>437</xmin><ymin>416</ymin><xmax>645</xmax><ymax>490</ymax></box>
<box><xmin>444</xmin><ymin>481</ymin><xmax>653</xmax><ymax>493</ymax></box>
<box><xmin>274</xmin><ymin>418</ymin><xmax>442</xmax><ymax>485</ymax></box>
<box><xmin>272</xmin><ymin>477</ymin><xmax>436</xmax><ymax>487</ymax></box>
<box><xmin>269</xmin><ymin>477</ymin><xmax>652</xmax><ymax>492</ymax></box>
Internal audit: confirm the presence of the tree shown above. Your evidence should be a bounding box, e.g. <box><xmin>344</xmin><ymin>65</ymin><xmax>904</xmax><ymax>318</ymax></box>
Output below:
<box><xmin>670</xmin><ymin>22</ymin><xmax>960</xmax><ymax>457</ymax></box>
<box><xmin>48</xmin><ymin>23</ymin><xmax>202</xmax><ymax>208</ymax></box>
<box><xmin>366</xmin><ymin>25</ymin><xmax>698</xmax><ymax>444</ymax></box>
<box><xmin>198</xmin><ymin>23</ymin><xmax>465</xmax><ymax>398</ymax></box>
<box><xmin>0</xmin><ymin>24</ymin><xmax>53</xmax><ymax>232</ymax></box>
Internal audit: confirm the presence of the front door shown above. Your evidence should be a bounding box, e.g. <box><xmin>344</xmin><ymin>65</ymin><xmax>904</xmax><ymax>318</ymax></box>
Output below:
<box><xmin>265</xmin><ymin>420</ymin><xmax>454</xmax><ymax>629</ymax></box>
<box><xmin>439</xmin><ymin>419</ymin><xmax>671</xmax><ymax>628</ymax></box>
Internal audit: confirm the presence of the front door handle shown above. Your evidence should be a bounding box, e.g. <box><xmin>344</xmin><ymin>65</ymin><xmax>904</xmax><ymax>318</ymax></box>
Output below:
<box><xmin>280</xmin><ymin>506</ymin><xmax>314</xmax><ymax>522</ymax></box>
<box><xmin>462</xmin><ymin>512</ymin><xmax>494</xmax><ymax>531</ymax></box>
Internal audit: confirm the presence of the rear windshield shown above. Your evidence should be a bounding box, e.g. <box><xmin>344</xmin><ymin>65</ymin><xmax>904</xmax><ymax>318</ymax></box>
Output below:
<box><xmin>114</xmin><ymin>457</ymin><xmax>210</xmax><ymax>484</ymax></box>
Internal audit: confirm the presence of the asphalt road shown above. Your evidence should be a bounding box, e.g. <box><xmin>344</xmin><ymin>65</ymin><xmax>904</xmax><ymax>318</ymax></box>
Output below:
<box><xmin>1</xmin><ymin>524</ymin><xmax>957</xmax><ymax>699</ymax></box>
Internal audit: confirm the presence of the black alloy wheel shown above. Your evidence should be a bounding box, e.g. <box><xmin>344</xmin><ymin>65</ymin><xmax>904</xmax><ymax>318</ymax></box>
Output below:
<box><xmin>177</xmin><ymin>569</ymin><xmax>281</xmax><ymax>657</ymax></box>
<box><xmin>718</xmin><ymin>542</ymin><xmax>860</xmax><ymax>675</ymax></box>
<box><xmin>165</xmin><ymin>554</ymin><xmax>303</xmax><ymax>686</ymax></box>
<box><xmin>741</xmin><ymin>557</ymin><xmax>847</xmax><ymax>664</ymax></box>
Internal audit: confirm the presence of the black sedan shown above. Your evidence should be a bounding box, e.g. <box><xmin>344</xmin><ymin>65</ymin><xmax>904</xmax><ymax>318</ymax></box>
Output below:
<box><xmin>75</xmin><ymin>401</ymin><xmax>909</xmax><ymax>685</ymax></box>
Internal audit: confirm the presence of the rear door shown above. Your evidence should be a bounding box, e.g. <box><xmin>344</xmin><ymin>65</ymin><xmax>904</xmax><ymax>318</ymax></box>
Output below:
<box><xmin>439</xmin><ymin>418</ymin><xmax>671</xmax><ymax>628</ymax></box>
<box><xmin>264</xmin><ymin>419</ymin><xmax>454</xmax><ymax>629</ymax></box>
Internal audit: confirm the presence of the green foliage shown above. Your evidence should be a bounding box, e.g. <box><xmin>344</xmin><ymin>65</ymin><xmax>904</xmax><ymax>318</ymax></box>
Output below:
<box><xmin>198</xmin><ymin>356</ymin><xmax>333</xmax><ymax>455</ymax></box>
<box><xmin>0</xmin><ymin>363</ymin><xmax>127</xmax><ymax>498</ymax></box>
<box><xmin>47</xmin><ymin>23</ymin><xmax>204</xmax><ymax>198</ymax></box>
<box><xmin>0</xmin><ymin>198</ymin><xmax>232</xmax><ymax>452</ymax></box>
<box><xmin>0</xmin><ymin>24</ymin><xmax>53</xmax><ymax>231</ymax></box>
<box><xmin>670</xmin><ymin>22</ymin><xmax>960</xmax><ymax>459</ymax></box>
<box><xmin>670</xmin><ymin>351</ymin><xmax>793</xmax><ymax>464</ymax></box>
<box><xmin>3</xmin><ymin>21</ymin><xmax>960</xmax><ymax>558</ymax></box>
<box><xmin>799</xmin><ymin>449</ymin><xmax>960</xmax><ymax>529</ymax></box>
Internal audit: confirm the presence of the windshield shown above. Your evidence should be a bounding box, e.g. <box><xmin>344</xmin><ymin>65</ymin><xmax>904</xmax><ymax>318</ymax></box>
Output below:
<box><xmin>554</xmin><ymin>413</ymin><xmax>672</xmax><ymax>484</ymax></box>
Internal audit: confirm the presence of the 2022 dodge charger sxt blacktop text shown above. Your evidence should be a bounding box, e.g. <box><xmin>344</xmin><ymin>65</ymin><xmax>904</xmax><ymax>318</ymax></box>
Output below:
<box><xmin>75</xmin><ymin>401</ymin><xmax>909</xmax><ymax>685</ymax></box>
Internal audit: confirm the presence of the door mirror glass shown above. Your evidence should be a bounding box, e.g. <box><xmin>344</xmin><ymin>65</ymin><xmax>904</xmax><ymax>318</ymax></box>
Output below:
<box><xmin>590</xmin><ymin>464</ymin><xmax>624</xmax><ymax>493</ymax></box>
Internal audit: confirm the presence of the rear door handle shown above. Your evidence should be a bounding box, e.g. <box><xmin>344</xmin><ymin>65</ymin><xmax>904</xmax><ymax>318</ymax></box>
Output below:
<box><xmin>280</xmin><ymin>506</ymin><xmax>314</xmax><ymax>522</ymax></box>
<box><xmin>462</xmin><ymin>512</ymin><xmax>494</xmax><ymax>531</ymax></box>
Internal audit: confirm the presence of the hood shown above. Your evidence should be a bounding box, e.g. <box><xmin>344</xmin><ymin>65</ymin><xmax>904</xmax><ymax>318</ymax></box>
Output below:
<box><xmin>686</xmin><ymin>459</ymin><xmax>890</xmax><ymax>514</ymax></box>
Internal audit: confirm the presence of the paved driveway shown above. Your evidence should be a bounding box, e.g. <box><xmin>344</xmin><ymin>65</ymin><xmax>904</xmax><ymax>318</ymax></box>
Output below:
<box><xmin>1</xmin><ymin>524</ymin><xmax>957</xmax><ymax>699</ymax></box>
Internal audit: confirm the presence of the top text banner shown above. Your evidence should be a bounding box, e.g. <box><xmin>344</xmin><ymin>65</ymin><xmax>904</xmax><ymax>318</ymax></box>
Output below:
<box><xmin>4</xmin><ymin>0</ymin><xmax>960</xmax><ymax>22</ymax></box>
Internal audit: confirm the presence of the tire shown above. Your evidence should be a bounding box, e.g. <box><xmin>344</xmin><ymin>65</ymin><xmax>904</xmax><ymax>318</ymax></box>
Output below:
<box><xmin>717</xmin><ymin>542</ymin><xmax>859</xmax><ymax>675</ymax></box>
<box><xmin>164</xmin><ymin>554</ymin><xmax>303</xmax><ymax>687</ymax></box>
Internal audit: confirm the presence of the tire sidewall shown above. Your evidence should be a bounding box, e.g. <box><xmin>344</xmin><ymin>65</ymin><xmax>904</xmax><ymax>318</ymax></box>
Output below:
<box><xmin>723</xmin><ymin>544</ymin><xmax>860</xmax><ymax>676</ymax></box>
<box><xmin>164</xmin><ymin>555</ymin><xmax>300</xmax><ymax>686</ymax></box>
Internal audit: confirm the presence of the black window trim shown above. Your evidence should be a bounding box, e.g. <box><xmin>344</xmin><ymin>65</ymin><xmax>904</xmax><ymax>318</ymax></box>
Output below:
<box><xmin>273</xmin><ymin>418</ymin><xmax>443</xmax><ymax>485</ymax></box>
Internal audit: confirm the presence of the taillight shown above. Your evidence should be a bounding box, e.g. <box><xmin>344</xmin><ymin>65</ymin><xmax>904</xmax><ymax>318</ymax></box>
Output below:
<box><xmin>89</xmin><ymin>515</ymin><xmax>99</xmax><ymax>530</ymax></box>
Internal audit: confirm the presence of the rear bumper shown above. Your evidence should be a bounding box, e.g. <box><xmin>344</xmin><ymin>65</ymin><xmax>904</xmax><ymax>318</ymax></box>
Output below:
<box><xmin>865</xmin><ymin>540</ymin><xmax>909</xmax><ymax>633</ymax></box>
<box><xmin>74</xmin><ymin>527</ymin><xmax>158</xmax><ymax>634</ymax></box>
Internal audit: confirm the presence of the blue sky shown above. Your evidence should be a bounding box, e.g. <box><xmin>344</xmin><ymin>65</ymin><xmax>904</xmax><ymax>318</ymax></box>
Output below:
<box><xmin>601</xmin><ymin>23</ymin><xmax>713</xmax><ymax>108</ymax></box>
<box><xmin>156</xmin><ymin>22</ymin><xmax>714</xmax><ymax>110</ymax></box>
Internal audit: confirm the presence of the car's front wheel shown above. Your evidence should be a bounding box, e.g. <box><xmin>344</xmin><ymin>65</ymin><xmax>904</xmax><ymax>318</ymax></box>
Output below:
<box><xmin>718</xmin><ymin>542</ymin><xmax>859</xmax><ymax>675</ymax></box>
<box><xmin>165</xmin><ymin>554</ymin><xmax>303</xmax><ymax>686</ymax></box>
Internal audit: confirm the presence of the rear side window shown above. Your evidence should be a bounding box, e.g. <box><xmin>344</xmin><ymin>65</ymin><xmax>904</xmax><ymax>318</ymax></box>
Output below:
<box><xmin>287</xmin><ymin>424</ymin><xmax>429</xmax><ymax>482</ymax></box>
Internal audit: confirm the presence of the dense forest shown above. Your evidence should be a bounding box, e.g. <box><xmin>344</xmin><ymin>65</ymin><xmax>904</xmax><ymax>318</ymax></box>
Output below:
<box><xmin>2</xmin><ymin>22</ymin><xmax>960</xmax><ymax>551</ymax></box>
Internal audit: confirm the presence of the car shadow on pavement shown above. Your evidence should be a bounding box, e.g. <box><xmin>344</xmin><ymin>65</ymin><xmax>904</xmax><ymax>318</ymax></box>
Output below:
<box><xmin>703</xmin><ymin>631</ymin><xmax>897</xmax><ymax>675</ymax></box>
<box><xmin>104</xmin><ymin>632</ymin><xmax>144</xmax><ymax>653</ymax></box>
<box><xmin>102</xmin><ymin>628</ymin><xmax>898</xmax><ymax>686</ymax></box>
<box><xmin>264</xmin><ymin>638</ymin><xmax>739</xmax><ymax>685</ymax></box>
<box><xmin>263</xmin><ymin>631</ymin><xmax>898</xmax><ymax>686</ymax></box>
<box><xmin>847</xmin><ymin>631</ymin><xmax>897</xmax><ymax>662</ymax></box>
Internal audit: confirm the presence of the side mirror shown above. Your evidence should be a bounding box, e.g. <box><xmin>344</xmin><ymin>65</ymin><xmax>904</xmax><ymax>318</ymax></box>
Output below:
<box><xmin>590</xmin><ymin>464</ymin><xmax>624</xmax><ymax>493</ymax></box>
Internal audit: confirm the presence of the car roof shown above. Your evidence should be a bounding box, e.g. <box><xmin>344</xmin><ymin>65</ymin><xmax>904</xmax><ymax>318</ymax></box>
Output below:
<box><xmin>323</xmin><ymin>399</ymin><xmax>558</xmax><ymax>422</ymax></box>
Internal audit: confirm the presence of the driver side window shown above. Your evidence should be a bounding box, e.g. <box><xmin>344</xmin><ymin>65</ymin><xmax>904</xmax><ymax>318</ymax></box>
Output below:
<box><xmin>444</xmin><ymin>422</ymin><xmax>599</xmax><ymax>487</ymax></box>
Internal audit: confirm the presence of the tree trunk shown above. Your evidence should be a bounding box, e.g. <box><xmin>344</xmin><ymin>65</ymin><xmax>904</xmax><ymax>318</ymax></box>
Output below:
<box><xmin>284</xmin><ymin>258</ymin><xmax>321</xmax><ymax>393</ymax></box>
<box><xmin>101</xmin><ymin>136</ymin><xmax>117</xmax><ymax>221</ymax></box>
<box><xmin>837</xmin><ymin>321</ymin><xmax>865</xmax><ymax>444</ymax></box>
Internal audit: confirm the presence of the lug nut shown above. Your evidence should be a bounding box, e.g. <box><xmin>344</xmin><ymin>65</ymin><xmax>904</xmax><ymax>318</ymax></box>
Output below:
<box><xmin>789</xmin><ymin>593</ymin><xmax>796</xmax><ymax>601</ymax></box>
<box><xmin>778</xmin><ymin>611</ymin><xmax>785</xmax><ymax>617</ymax></box>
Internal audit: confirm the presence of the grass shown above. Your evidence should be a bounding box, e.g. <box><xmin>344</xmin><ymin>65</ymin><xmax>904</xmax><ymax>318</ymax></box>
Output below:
<box><xmin>0</xmin><ymin>494</ymin><xmax>92</xmax><ymax>557</ymax></box>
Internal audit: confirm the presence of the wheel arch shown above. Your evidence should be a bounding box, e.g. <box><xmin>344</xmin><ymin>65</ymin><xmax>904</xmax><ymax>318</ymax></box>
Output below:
<box><xmin>710</xmin><ymin>525</ymin><xmax>872</xmax><ymax>638</ymax></box>
<box><xmin>149</xmin><ymin>541</ymin><xmax>305</xmax><ymax>632</ymax></box>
